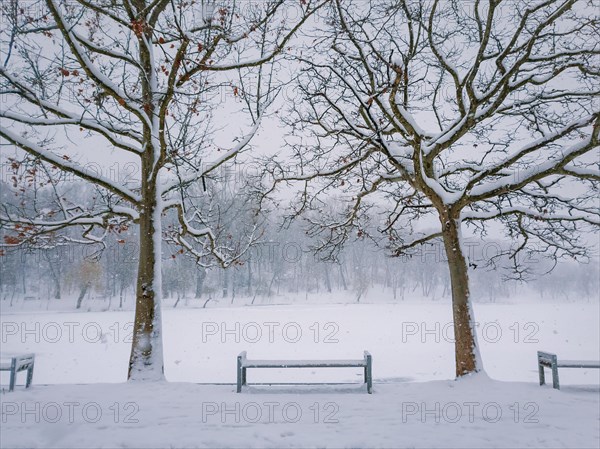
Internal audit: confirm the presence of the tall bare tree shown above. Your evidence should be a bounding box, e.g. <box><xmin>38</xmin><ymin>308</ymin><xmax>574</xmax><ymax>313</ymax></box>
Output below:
<box><xmin>0</xmin><ymin>0</ymin><xmax>325</xmax><ymax>380</ymax></box>
<box><xmin>272</xmin><ymin>0</ymin><xmax>599</xmax><ymax>376</ymax></box>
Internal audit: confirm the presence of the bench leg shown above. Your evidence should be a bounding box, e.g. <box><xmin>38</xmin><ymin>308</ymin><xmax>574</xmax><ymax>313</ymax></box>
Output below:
<box><xmin>551</xmin><ymin>356</ymin><xmax>560</xmax><ymax>390</ymax></box>
<box><xmin>242</xmin><ymin>367</ymin><xmax>247</xmax><ymax>386</ymax></box>
<box><xmin>366</xmin><ymin>354</ymin><xmax>373</xmax><ymax>394</ymax></box>
<box><xmin>9</xmin><ymin>358</ymin><xmax>17</xmax><ymax>392</ymax></box>
<box><xmin>237</xmin><ymin>355</ymin><xmax>243</xmax><ymax>393</ymax></box>
<box><xmin>26</xmin><ymin>363</ymin><xmax>34</xmax><ymax>389</ymax></box>
<box><xmin>538</xmin><ymin>363</ymin><xmax>545</xmax><ymax>386</ymax></box>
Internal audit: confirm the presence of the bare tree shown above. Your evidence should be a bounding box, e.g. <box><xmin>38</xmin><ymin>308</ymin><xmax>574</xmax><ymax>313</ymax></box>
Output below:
<box><xmin>271</xmin><ymin>0</ymin><xmax>599</xmax><ymax>377</ymax></box>
<box><xmin>0</xmin><ymin>0</ymin><xmax>325</xmax><ymax>380</ymax></box>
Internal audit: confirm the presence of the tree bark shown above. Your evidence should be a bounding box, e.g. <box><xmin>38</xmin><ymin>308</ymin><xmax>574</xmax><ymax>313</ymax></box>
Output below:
<box><xmin>441</xmin><ymin>214</ymin><xmax>482</xmax><ymax>377</ymax></box>
<box><xmin>127</xmin><ymin>164</ymin><xmax>164</xmax><ymax>380</ymax></box>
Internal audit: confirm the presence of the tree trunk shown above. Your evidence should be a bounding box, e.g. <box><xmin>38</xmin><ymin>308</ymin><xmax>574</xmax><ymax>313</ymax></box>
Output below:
<box><xmin>222</xmin><ymin>268</ymin><xmax>229</xmax><ymax>298</ymax></box>
<box><xmin>20</xmin><ymin>257</ymin><xmax>27</xmax><ymax>295</ymax></box>
<box><xmin>195</xmin><ymin>266</ymin><xmax>206</xmax><ymax>298</ymax></box>
<box><xmin>119</xmin><ymin>281</ymin><xmax>125</xmax><ymax>309</ymax></box>
<box><xmin>247</xmin><ymin>259</ymin><xmax>252</xmax><ymax>296</ymax></box>
<box><xmin>231</xmin><ymin>268</ymin><xmax>236</xmax><ymax>304</ymax></box>
<box><xmin>47</xmin><ymin>253</ymin><xmax>61</xmax><ymax>300</ymax></box>
<box><xmin>338</xmin><ymin>262</ymin><xmax>348</xmax><ymax>290</ymax></box>
<box><xmin>54</xmin><ymin>278</ymin><xmax>61</xmax><ymax>300</ymax></box>
<box><xmin>76</xmin><ymin>282</ymin><xmax>90</xmax><ymax>309</ymax></box>
<box><xmin>127</xmin><ymin>185</ymin><xmax>164</xmax><ymax>381</ymax></box>
<box><xmin>323</xmin><ymin>263</ymin><xmax>332</xmax><ymax>293</ymax></box>
<box><xmin>441</xmin><ymin>215</ymin><xmax>483</xmax><ymax>378</ymax></box>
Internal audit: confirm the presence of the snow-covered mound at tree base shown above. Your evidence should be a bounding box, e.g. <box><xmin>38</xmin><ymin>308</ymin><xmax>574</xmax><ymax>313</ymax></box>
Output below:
<box><xmin>1</xmin><ymin>379</ymin><xmax>598</xmax><ymax>448</ymax></box>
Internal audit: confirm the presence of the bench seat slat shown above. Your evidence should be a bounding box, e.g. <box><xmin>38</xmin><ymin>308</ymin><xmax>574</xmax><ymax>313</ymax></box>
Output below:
<box><xmin>243</xmin><ymin>359</ymin><xmax>366</xmax><ymax>368</ymax></box>
<box><xmin>556</xmin><ymin>360</ymin><xmax>600</xmax><ymax>368</ymax></box>
<box><xmin>0</xmin><ymin>354</ymin><xmax>35</xmax><ymax>363</ymax></box>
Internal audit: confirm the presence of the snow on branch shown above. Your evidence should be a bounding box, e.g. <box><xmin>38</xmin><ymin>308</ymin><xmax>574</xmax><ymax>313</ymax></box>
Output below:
<box><xmin>161</xmin><ymin>119</ymin><xmax>261</xmax><ymax>196</ymax></box>
<box><xmin>46</xmin><ymin>0</ymin><xmax>150</xmax><ymax>127</ymax></box>
<box><xmin>0</xmin><ymin>127</ymin><xmax>142</xmax><ymax>205</ymax></box>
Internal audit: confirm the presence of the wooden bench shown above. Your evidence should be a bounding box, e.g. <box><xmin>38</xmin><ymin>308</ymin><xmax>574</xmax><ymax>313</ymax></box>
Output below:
<box><xmin>237</xmin><ymin>351</ymin><xmax>372</xmax><ymax>393</ymax></box>
<box><xmin>0</xmin><ymin>353</ymin><xmax>35</xmax><ymax>392</ymax></box>
<box><xmin>538</xmin><ymin>351</ymin><xmax>600</xmax><ymax>390</ymax></box>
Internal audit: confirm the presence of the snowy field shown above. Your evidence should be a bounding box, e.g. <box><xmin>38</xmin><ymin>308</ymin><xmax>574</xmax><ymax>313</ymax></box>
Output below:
<box><xmin>1</xmin><ymin>301</ymin><xmax>599</xmax><ymax>448</ymax></box>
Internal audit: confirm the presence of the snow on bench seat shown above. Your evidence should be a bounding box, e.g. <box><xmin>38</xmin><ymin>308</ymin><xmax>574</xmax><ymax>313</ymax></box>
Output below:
<box><xmin>554</xmin><ymin>360</ymin><xmax>600</xmax><ymax>368</ymax></box>
<box><xmin>242</xmin><ymin>359</ymin><xmax>367</xmax><ymax>368</ymax></box>
<box><xmin>538</xmin><ymin>351</ymin><xmax>600</xmax><ymax>390</ymax></box>
<box><xmin>237</xmin><ymin>351</ymin><xmax>373</xmax><ymax>393</ymax></box>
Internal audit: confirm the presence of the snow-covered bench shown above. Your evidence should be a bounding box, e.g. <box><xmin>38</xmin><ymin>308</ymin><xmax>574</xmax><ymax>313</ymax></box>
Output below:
<box><xmin>237</xmin><ymin>351</ymin><xmax>373</xmax><ymax>394</ymax></box>
<box><xmin>0</xmin><ymin>353</ymin><xmax>35</xmax><ymax>392</ymax></box>
<box><xmin>537</xmin><ymin>351</ymin><xmax>600</xmax><ymax>390</ymax></box>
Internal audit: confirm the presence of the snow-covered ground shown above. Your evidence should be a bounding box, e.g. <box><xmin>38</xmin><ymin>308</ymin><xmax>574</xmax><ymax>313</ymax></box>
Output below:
<box><xmin>1</xmin><ymin>301</ymin><xmax>599</xmax><ymax>448</ymax></box>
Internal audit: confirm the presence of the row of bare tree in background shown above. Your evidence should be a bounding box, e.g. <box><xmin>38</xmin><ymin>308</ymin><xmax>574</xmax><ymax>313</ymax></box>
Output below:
<box><xmin>1</xmin><ymin>173</ymin><xmax>598</xmax><ymax>307</ymax></box>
